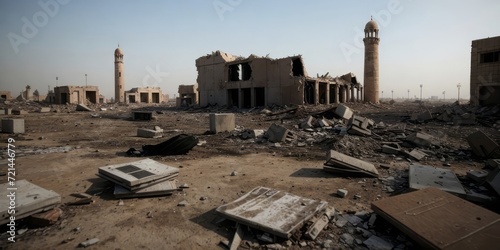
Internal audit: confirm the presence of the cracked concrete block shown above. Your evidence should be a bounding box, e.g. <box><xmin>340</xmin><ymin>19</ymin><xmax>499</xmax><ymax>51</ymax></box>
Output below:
<box><xmin>137</xmin><ymin>128</ymin><xmax>162</xmax><ymax>138</ymax></box>
<box><xmin>1</xmin><ymin>118</ymin><xmax>25</xmax><ymax>134</ymax></box>
<box><xmin>39</xmin><ymin>107</ymin><xmax>51</xmax><ymax>113</ymax></box>
<box><xmin>267</xmin><ymin>123</ymin><xmax>289</xmax><ymax>143</ymax></box>
<box><xmin>382</xmin><ymin>145</ymin><xmax>400</xmax><ymax>154</ymax></box>
<box><xmin>209</xmin><ymin>113</ymin><xmax>235</xmax><ymax>133</ymax></box>
<box><xmin>335</xmin><ymin>104</ymin><xmax>353</xmax><ymax>120</ymax></box>
<box><xmin>466</xmin><ymin>170</ymin><xmax>489</xmax><ymax>183</ymax></box>
<box><xmin>467</xmin><ymin>131</ymin><xmax>500</xmax><ymax>158</ymax></box>
<box><xmin>300</xmin><ymin>116</ymin><xmax>315</xmax><ymax>129</ymax></box>
<box><xmin>337</xmin><ymin>189</ymin><xmax>348</xmax><ymax>198</ymax></box>
<box><xmin>406</xmin><ymin>149</ymin><xmax>427</xmax><ymax>161</ymax></box>
<box><xmin>406</xmin><ymin>132</ymin><xmax>435</xmax><ymax>147</ymax></box>
<box><xmin>76</xmin><ymin>104</ymin><xmax>92</xmax><ymax>112</ymax></box>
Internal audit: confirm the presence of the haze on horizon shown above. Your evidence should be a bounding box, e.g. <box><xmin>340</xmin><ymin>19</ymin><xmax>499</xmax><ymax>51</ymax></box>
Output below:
<box><xmin>1</xmin><ymin>0</ymin><xmax>499</xmax><ymax>100</ymax></box>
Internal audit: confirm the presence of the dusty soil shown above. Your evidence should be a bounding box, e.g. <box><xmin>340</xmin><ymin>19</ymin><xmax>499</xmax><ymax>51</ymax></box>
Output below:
<box><xmin>0</xmin><ymin>101</ymin><xmax>498</xmax><ymax>249</ymax></box>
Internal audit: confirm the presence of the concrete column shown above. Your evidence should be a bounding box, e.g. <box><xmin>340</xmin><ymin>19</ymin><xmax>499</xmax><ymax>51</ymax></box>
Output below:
<box><xmin>334</xmin><ymin>85</ymin><xmax>339</xmax><ymax>104</ymax></box>
<box><xmin>350</xmin><ymin>85</ymin><xmax>355</xmax><ymax>102</ymax></box>
<box><xmin>325</xmin><ymin>84</ymin><xmax>330</xmax><ymax>105</ymax></box>
<box><xmin>340</xmin><ymin>86</ymin><xmax>346</xmax><ymax>103</ymax></box>
<box><xmin>361</xmin><ymin>86</ymin><xmax>364</xmax><ymax>102</ymax></box>
<box><xmin>314</xmin><ymin>81</ymin><xmax>319</xmax><ymax>105</ymax></box>
<box><xmin>346</xmin><ymin>85</ymin><xmax>351</xmax><ymax>103</ymax></box>
<box><xmin>356</xmin><ymin>88</ymin><xmax>360</xmax><ymax>102</ymax></box>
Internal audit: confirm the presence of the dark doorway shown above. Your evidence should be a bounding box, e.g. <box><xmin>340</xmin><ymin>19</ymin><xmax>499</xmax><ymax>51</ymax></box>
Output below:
<box><xmin>319</xmin><ymin>83</ymin><xmax>327</xmax><ymax>104</ymax></box>
<box><xmin>61</xmin><ymin>93</ymin><xmax>68</xmax><ymax>104</ymax></box>
<box><xmin>479</xmin><ymin>86</ymin><xmax>500</xmax><ymax>106</ymax></box>
<box><xmin>152</xmin><ymin>93</ymin><xmax>160</xmax><ymax>103</ymax></box>
<box><xmin>227</xmin><ymin>89</ymin><xmax>239</xmax><ymax>108</ymax></box>
<box><xmin>292</xmin><ymin>58</ymin><xmax>304</xmax><ymax>76</ymax></box>
<box><xmin>329</xmin><ymin>85</ymin><xmax>336</xmax><ymax>103</ymax></box>
<box><xmin>140</xmin><ymin>93</ymin><xmax>148</xmax><ymax>103</ymax></box>
<box><xmin>304</xmin><ymin>81</ymin><xmax>315</xmax><ymax>104</ymax></box>
<box><xmin>254</xmin><ymin>87</ymin><xmax>265</xmax><ymax>107</ymax></box>
<box><xmin>85</xmin><ymin>91</ymin><xmax>97</xmax><ymax>103</ymax></box>
<box><xmin>129</xmin><ymin>95</ymin><xmax>136</xmax><ymax>103</ymax></box>
<box><xmin>241</xmin><ymin>88</ymin><xmax>251</xmax><ymax>108</ymax></box>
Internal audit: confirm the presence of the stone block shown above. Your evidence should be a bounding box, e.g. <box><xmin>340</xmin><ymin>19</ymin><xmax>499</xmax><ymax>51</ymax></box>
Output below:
<box><xmin>39</xmin><ymin>107</ymin><xmax>51</xmax><ymax>113</ymax></box>
<box><xmin>1</xmin><ymin>118</ymin><xmax>25</xmax><ymax>133</ymax></box>
<box><xmin>209</xmin><ymin>113</ymin><xmax>235</xmax><ymax>133</ymax></box>
<box><xmin>406</xmin><ymin>149</ymin><xmax>427</xmax><ymax>161</ymax></box>
<box><xmin>12</xmin><ymin>110</ymin><xmax>28</xmax><ymax>115</ymax></box>
<box><xmin>266</xmin><ymin>123</ymin><xmax>289</xmax><ymax>143</ymax></box>
<box><xmin>137</xmin><ymin>128</ymin><xmax>162</xmax><ymax>138</ymax></box>
<box><xmin>406</xmin><ymin>132</ymin><xmax>435</xmax><ymax>147</ymax></box>
<box><xmin>467</xmin><ymin>131</ymin><xmax>500</xmax><ymax>158</ymax></box>
<box><xmin>76</xmin><ymin>104</ymin><xmax>92</xmax><ymax>111</ymax></box>
<box><xmin>382</xmin><ymin>145</ymin><xmax>400</xmax><ymax>154</ymax></box>
<box><xmin>466</xmin><ymin>170</ymin><xmax>489</xmax><ymax>183</ymax></box>
<box><xmin>337</xmin><ymin>189</ymin><xmax>348</xmax><ymax>198</ymax></box>
<box><xmin>335</xmin><ymin>104</ymin><xmax>353</xmax><ymax>120</ymax></box>
<box><xmin>300</xmin><ymin>116</ymin><xmax>315</xmax><ymax>129</ymax></box>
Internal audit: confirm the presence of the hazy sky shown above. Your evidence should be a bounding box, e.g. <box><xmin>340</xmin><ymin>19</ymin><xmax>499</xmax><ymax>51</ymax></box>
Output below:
<box><xmin>1</xmin><ymin>0</ymin><xmax>499</xmax><ymax>100</ymax></box>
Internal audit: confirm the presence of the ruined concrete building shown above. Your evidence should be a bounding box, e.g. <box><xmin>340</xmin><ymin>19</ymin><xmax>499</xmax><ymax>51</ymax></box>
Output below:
<box><xmin>470</xmin><ymin>36</ymin><xmax>500</xmax><ymax>106</ymax></box>
<box><xmin>0</xmin><ymin>91</ymin><xmax>12</xmax><ymax>100</ymax></box>
<box><xmin>195</xmin><ymin>51</ymin><xmax>363</xmax><ymax>108</ymax></box>
<box><xmin>177</xmin><ymin>84</ymin><xmax>199</xmax><ymax>107</ymax></box>
<box><xmin>54</xmin><ymin>85</ymin><xmax>100</xmax><ymax>104</ymax></box>
<box><xmin>125</xmin><ymin>86</ymin><xmax>163</xmax><ymax>104</ymax></box>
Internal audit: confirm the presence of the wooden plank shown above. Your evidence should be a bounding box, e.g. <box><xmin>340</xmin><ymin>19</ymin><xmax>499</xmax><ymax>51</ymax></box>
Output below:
<box><xmin>216</xmin><ymin>186</ymin><xmax>328</xmax><ymax>239</ymax></box>
<box><xmin>372</xmin><ymin>188</ymin><xmax>500</xmax><ymax>249</ymax></box>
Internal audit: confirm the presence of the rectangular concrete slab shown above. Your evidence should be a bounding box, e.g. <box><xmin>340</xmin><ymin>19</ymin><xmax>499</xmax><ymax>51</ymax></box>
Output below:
<box><xmin>137</xmin><ymin>128</ymin><xmax>162</xmax><ymax>138</ymax></box>
<box><xmin>209</xmin><ymin>113</ymin><xmax>235</xmax><ymax>133</ymax></box>
<box><xmin>1</xmin><ymin>118</ymin><xmax>25</xmax><ymax>133</ymax></box>
<box><xmin>335</xmin><ymin>104</ymin><xmax>353</xmax><ymax>120</ymax></box>
<box><xmin>372</xmin><ymin>188</ymin><xmax>500</xmax><ymax>250</ymax></box>
<box><xmin>216</xmin><ymin>186</ymin><xmax>328</xmax><ymax>239</ymax></box>
<box><xmin>486</xmin><ymin>167</ymin><xmax>500</xmax><ymax>196</ymax></box>
<box><xmin>409</xmin><ymin>164</ymin><xmax>465</xmax><ymax>195</ymax></box>
<box><xmin>467</xmin><ymin>131</ymin><xmax>500</xmax><ymax>158</ymax></box>
<box><xmin>98</xmin><ymin>158</ymin><xmax>179</xmax><ymax>190</ymax></box>
<box><xmin>113</xmin><ymin>180</ymin><xmax>178</xmax><ymax>198</ymax></box>
<box><xmin>132</xmin><ymin>111</ymin><xmax>153</xmax><ymax>120</ymax></box>
<box><xmin>324</xmin><ymin>150</ymin><xmax>379</xmax><ymax>177</ymax></box>
<box><xmin>0</xmin><ymin>180</ymin><xmax>61</xmax><ymax>224</ymax></box>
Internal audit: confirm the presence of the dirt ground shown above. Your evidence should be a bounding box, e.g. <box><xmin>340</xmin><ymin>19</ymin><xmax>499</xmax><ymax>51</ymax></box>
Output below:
<box><xmin>0</xmin><ymin>101</ymin><xmax>498</xmax><ymax>249</ymax></box>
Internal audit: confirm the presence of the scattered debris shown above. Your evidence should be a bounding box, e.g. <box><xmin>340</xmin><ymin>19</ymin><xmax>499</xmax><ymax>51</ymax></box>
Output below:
<box><xmin>79</xmin><ymin>238</ymin><xmax>100</xmax><ymax>248</ymax></box>
<box><xmin>127</xmin><ymin>134</ymin><xmax>198</xmax><ymax>156</ymax></box>
<box><xmin>467</xmin><ymin>131</ymin><xmax>500</xmax><ymax>158</ymax></box>
<box><xmin>76</xmin><ymin>104</ymin><xmax>92</xmax><ymax>112</ymax></box>
<box><xmin>323</xmin><ymin>150</ymin><xmax>379</xmax><ymax>177</ymax></box>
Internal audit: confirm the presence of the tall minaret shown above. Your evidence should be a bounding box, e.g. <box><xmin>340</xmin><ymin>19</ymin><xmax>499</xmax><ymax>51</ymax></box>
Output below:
<box><xmin>363</xmin><ymin>18</ymin><xmax>380</xmax><ymax>104</ymax></box>
<box><xmin>114</xmin><ymin>46</ymin><xmax>124</xmax><ymax>103</ymax></box>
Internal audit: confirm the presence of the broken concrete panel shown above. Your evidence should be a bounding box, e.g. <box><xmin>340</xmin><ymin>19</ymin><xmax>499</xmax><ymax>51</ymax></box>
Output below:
<box><xmin>486</xmin><ymin>167</ymin><xmax>500</xmax><ymax>196</ymax></box>
<box><xmin>466</xmin><ymin>170</ymin><xmax>489</xmax><ymax>183</ymax></box>
<box><xmin>216</xmin><ymin>186</ymin><xmax>328</xmax><ymax>239</ymax></box>
<box><xmin>348</xmin><ymin>125</ymin><xmax>372</xmax><ymax>136</ymax></box>
<box><xmin>486</xmin><ymin>159</ymin><xmax>500</xmax><ymax>168</ymax></box>
<box><xmin>335</xmin><ymin>104</ymin><xmax>353</xmax><ymax>120</ymax></box>
<box><xmin>97</xmin><ymin>158</ymin><xmax>179</xmax><ymax>191</ymax></box>
<box><xmin>372</xmin><ymin>187</ymin><xmax>500</xmax><ymax>250</ymax></box>
<box><xmin>12</xmin><ymin>109</ymin><xmax>28</xmax><ymax>115</ymax></box>
<box><xmin>406</xmin><ymin>132</ymin><xmax>435</xmax><ymax>147</ymax></box>
<box><xmin>132</xmin><ymin>111</ymin><xmax>153</xmax><ymax>120</ymax></box>
<box><xmin>304</xmin><ymin>206</ymin><xmax>335</xmax><ymax>240</ymax></box>
<box><xmin>1</xmin><ymin>118</ymin><xmax>25</xmax><ymax>134</ymax></box>
<box><xmin>0</xmin><ymin>180</ymin><xmax>61</xmax><ymax>224</ymax></box>
<box><xmin>266</xmin><ymin>123</ymin><xmax>289</xmax><ymax>143</ymax></box>
<box><xmin>467</xmin><ymin>131</ymin><xmax>500</xmax><ymax>158</ymax></box>
<box><xmin>137</xmin><ymin>128</ymin><xmax>162</xmax><ymax>138</ymax></box>
<box><xmin>113</xmin><ymin>180</ymin><xmax>179</xmax><ymax>198</ymax></box>
<box><xmin>317</xmin><ymin>118</ymin><xmax>330</xmax><ymax>128</ymax></box>
<box><xmin>324</xmin><ymin>150</ymin><xmax>379</xmax><ymax>177</ymax></box>
<box><xmin>75</xmin><ymin>104</ymin><xmax>92</xmax><ymax>111</ymax></box>
<box><xmin>406</xmin><ymin>149</ymin><xmax>427</xmax><ymax>161</ymax></box>
<box><xmin>39</xmin><ymin>107</ymin><xmax>51</xmax><ymax>113</ymax></box>
<box><xmin>409</xmin><ymin>164</ymin><xmax>465</xmax><ymax>195</ymax></box>
<box><xmin>382</xmin><ymin>145</ymin><xmax>400</xmax><ymax>154</ymax></box>
<box><xmin>209</xmin><ymin>113</ymin><xmax>235</xmax><ymax>133</ymax></box>
<box><xmin>300</xmin><ymin>116</ymin><xmax>315</xmax><ymax>129</ymax></box>
<box><xmin>363</xmin><ymin>235</ymin><xmax>393</xmax><ymax>250</ymax></box>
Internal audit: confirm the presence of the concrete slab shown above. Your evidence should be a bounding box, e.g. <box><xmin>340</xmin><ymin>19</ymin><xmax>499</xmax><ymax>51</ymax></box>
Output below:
<box><xmin>324</xmin><ymin>150</ymin><xmax>379</xmax><ymax>177</ymax></box>
<box><xmin>486</xmin><ymin>167</ymin><xmax>500</xmax><ymax>196</ymax></box>
<box><xmin>75</xmin><ymin>104</ymin><xmax>92</xmax><ymax>111</ymax></box>
<box><xmin>406</xmin><ymin>149</ymin><xmax>427</xmax><ymax>161</ymax></box>
<box><xmin>137</xmin><ymin>128</ymin><xmax>162</xmax><ymax>138</ymax></box>
<box><xmin>267</xmin><ymin>123</ymin><xmax>289</xmax><ymax>143</ymax></box>
<box><xmin>409</xmin><ymin>164</ymin><xmax>465</xmax><ymax>195</ymax></box>
<box><xmin>372</xmin><ymin>187</ymin><xmax>500</xmax><ymax>250</ymax></box>
<box><xmin>0</xmin><ymin>180</ymin><xmax>61</xmax><ymax>224</ymax></box>
<box><xmin>39</xmin><ymin>107</ymin><xmax>51</xmax><ymax>113</ymax></box>
<box><xmin>132</xmin><ymin>111</ymin><xmax>153</xmax><ymax>120</ymax></box>
<box><xmin>113</xmin><ymin>180</ymin><xmax>178</xmax><ymax>198</ymax></box>
<box><xmin>348</xmin><ymin>125</ymin><xmax>372</xmax><ymax>136</ymax></box>
<box><xmin>209</xmin><ymin>113</ymin><xmax>235</xmax><ymax>133</ymax></box>
<box><xmin>216</xmin><ymin>186</ymin><xmax>328</xmax><ymax>239</ymax></box>
<box><xmin>1</xmin><ymin>118</ymin><xmax>25</xmax><ymax>134</ymax></box>
<box><xmin>406</xmin><ymin>132</ymin><xmax>435</xmax><ymax>147</ymax></box>
<box><xmin>382</xmin><ymin>145</ymin><xmax>400</xmax><ymax>154</ymax></box>
<box><xmin>335</xmin><ymin>104</ymin><xmax>353</xmax><ymax>120</ymax></box>
<box><xmin>97</xmin><ymin>158</ymin><xmax>179</xmax><ymax>191</ymax></box>
<box><xmin>466</xmin><ymin>170</ymin><xmax>489</xmax><ymax>183</ymax></box>
<box><xmin>12</xmin><ymin>110</ymin><xmax>28</xmax><ymax>115</ymax></box>
<box><xmin>467</xmin><ymin>131</ymin><xmax>500</xmax><ymax>158</ymax></box>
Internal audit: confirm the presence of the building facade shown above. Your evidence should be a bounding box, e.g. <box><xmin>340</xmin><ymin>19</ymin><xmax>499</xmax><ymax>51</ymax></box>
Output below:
<box><xmin>195</xmin><ymin>51</ymin><xmax>362</xmax><ymax>108</ymax></box>
<box><xmin>125</xmin><ymin>87</ymin><xmax>163</xmax><ymax>104</ymax></box>
<box><xmin>54</xmin><ymin>85</ymin><xmax>100</xmax><ymax>104</ymax></box>
<box><xmin>470</xmin><ymin>36</ymin><xmax>500</xmax><ymax>106</ymax></box>
<box><xmin>177</xmin><ymin>84</ymin><xmax>199</xmax><ymax>107</ymax></box>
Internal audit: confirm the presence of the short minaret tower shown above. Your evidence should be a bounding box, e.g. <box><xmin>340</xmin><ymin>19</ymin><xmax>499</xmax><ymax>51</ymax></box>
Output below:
<box><xmin>363</xmin><ymin>18</ymin><xmax>380</xmax><ymax>103</ymax></box>
<box><xmin>114</xmin><ymin>46</ymin><xmax>124</xmax><ymax>103</ymax></box>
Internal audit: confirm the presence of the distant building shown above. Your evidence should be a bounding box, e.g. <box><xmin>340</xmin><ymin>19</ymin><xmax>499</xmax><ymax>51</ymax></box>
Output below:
<box><xmin>124</xmin><ymin>86</ymin><xmax>163</xmax><ymax>104</ymax></box>
<box><xmin>363</xmin><ymin>18</ymin><xmax>380</xmax><ymax>104</ymax></box>
<box><xmin>195</xmin><ymin>50</ymin><xmax>363</xmax><ymax>108</ymax></box>
<box><xmin>0</xmin><ymin>91</ymin><xmax>12</xmax><ymax>100</ymax></box>
<box><xmin>54</xmin><ymin>85</ymin><xmax>100</xmax><ymax>104</ymax></box>
<box><xmin>114</xmin><ymin>46</ymin><xmax>125</xmax><ymax>103</ymax></box>
<box><xmin>177</xmin><ymin>84</ymin><xmax>199</xmax><ymax>107</ymax></box>
<box><xmin>470</xmin><ymin>36</ymin><xmax>500</xmax><ymax>106</ymax></box>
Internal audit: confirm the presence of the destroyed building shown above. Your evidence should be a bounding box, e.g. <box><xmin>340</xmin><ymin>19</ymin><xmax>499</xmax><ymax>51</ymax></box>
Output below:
<box><xmin>177</xmin><ymin>84</ymin><xmax>199</xmax><ymax>107</ymax></box>
<box><xmin>124</xmin><ymin>86</ymin><xmax>163</xmax><ymax>104</ymax></box>
<box><xmin>470</xmin><ymin>36</ymin><xmax>500</xmax><ymax>106</ymax></box>
<box><xmin>195</xmin><ymin>51</ymin><xmax>363</xmax><ymax>108</ymax></box>
<box><xmin>0</xmin><ymin>91</ymin><xmax>12</xmax><ymax>100</ymax></box>
<box><xmin>54</xmin><ymin>85</ymin><xmax>100</xmax><ymax>104</ymax></box>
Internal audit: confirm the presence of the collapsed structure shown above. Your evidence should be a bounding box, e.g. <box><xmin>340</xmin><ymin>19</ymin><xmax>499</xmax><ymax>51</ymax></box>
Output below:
<box><xmin>53</xmin><ymin>85</ymin><xmax>100</xmax><ymax>104</ymax></box>
<box><xmin>177</xmin><ymin>84</ymin><xmax>199</xmax><ymax>107</ymax></box>
<box><xmin>470</xmin><ymin>36</ymin><xmax>500</xmax><ymax>106</ymax></box>
<box><xmin>195</xmin><ymin>51</ymin><xmax>363</xmax><ymax>108</ymax></box>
